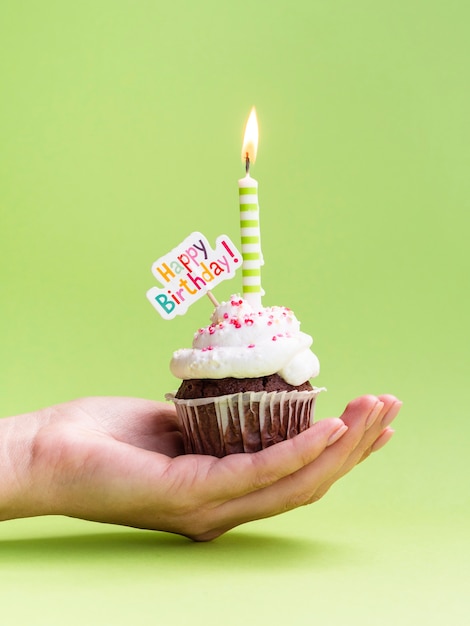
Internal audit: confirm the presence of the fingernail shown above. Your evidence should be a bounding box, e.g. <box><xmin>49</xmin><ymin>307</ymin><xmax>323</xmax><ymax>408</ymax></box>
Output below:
<box><xmin>381</xmin><ymin>401</ymin><xmax>402</xmax><ymax>428</ymax></box>
<box><xmin>371</xmin><ymin>428</ymin><xmax>395</xmax><ymax>453</ymax></box>
<box><xmin>365</xmin><ymin>401</ymin><xmax>384</xmax><ymax>429</ymax></box>
<box><xmin>327</xmin><ymin>423</ymin><xmax>348</xmax><ymax>446</ymax></box>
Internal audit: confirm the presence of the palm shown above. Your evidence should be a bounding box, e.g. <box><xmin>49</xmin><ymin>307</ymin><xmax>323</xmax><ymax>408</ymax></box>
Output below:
<box><xmin>55</xmin><ymin>396</ymin><xmax>184</xmax><ymax>457</ymax></box>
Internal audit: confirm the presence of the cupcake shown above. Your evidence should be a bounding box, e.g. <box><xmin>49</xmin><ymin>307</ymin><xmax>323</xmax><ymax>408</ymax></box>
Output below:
<box><xmin>166</xmin><ymin>295</ymin><xmax>324</xmax><ymax>457</ymax></box>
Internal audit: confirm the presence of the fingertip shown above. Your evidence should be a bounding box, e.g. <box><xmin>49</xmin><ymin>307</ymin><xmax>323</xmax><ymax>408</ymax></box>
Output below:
<box><xmin>326</xmin><ymin>422</ymin><xmax>348</xmax><ymax>446</ymax></box>
<box><xmin>346</xmin><ymin>394</ymin><xmax>380</xmax><ymax>411</ymax></box>
<box><xmin>311</xmin><ymin>417</ymin><xmax>346</xmax><ymax>444</ymax></box>
<box><xmin>365</xmin><ymin>400</ymin><xmax>385</xmax><ymax>429</ymax></box>
<box><xmin>371</xmin><ymin>427</ymin><xmax>395</xmax><ymax>453</ymax></box>
<box><xmin>342</xmin><ymin>395</ymin><xmax>383</xmax><ymax>424</ymax></box>
<box><xmin>377</xmin><ymin>394</ymin><xmax>402</xmax><ymax>405</ymax></box>
<box><xmin>380</xmin><ymin>399</ymin><xmax>403</xmax><ymax>428</ymax></box>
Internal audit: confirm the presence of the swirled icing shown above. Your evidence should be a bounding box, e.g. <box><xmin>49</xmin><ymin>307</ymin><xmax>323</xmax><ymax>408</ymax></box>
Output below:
<box><xmin>170</xmin><ymin>296</ymin><xmax>320</xmax><ymax>386</ymax></box>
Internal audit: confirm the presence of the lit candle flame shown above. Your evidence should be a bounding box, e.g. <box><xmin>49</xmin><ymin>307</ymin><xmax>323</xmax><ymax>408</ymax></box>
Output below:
<box><xmin>241</xmin><ymin>107</ymin><xmax>258</xmax><ymax>167</ymax></box>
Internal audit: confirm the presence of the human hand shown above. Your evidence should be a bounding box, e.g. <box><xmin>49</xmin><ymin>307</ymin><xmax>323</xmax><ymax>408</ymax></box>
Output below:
<box><xmin>6</xmin><ymin>394</ymin><xmax>401</xmax><ymax>541</ymax></box>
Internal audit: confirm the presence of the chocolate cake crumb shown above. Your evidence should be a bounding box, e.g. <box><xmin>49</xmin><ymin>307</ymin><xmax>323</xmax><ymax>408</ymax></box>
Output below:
<box><xmin>175</xmin><ymin>374</ymin><xmax>313</xmax><ymax>399</ymax></box>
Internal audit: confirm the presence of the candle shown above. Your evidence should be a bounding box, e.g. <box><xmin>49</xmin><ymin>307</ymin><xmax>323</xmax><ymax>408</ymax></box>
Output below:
<box><xmin>239</xmin><ymin>107</ymin><xmax>264</xmax><ymax>307</ymax></box>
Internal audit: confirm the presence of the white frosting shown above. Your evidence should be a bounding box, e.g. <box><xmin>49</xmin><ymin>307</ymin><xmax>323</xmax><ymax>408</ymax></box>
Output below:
<box><xmin>170</xmin><ymin>296</ymin><xmax>320</xmax><ymax>386</ymax></box>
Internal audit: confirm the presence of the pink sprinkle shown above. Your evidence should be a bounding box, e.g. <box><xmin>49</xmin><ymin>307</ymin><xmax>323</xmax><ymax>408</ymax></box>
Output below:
<box><xmin>207</xmin><ymin>346</ymin><xmax>213</xmax><ymax>350</ymax></box>
<box><xmin>238</xmin><ymin>299</ymin><xmax>243</xmax><ymax>305</ymax></box>
<box><xmin>209</xmin><ymin>326</ymin><xmax>216</xmax><ymax>335</ymax></box>
<box><xmin>272</xmin><ymin>336</ymin><xmax>277</xmax><ymax>341</ymax></box>
<box><xmin>234</xmin><ymin>321</ymin><xmax>242</xmax><ymax>329</ymax></box>
<box><xmin>267</xmin><ymin>321</ymin><xmax>273</xmax><ymax>326</ymax></box>
<box><xmin>223</xmin><ymin>313</ymin><xmax>229</xmax><ymax>319</ymax></box>
<box><xmin>198</xmin><ymin>328</ymin><xmax>204</xmax><ymax>334</ymax></box>
<box><xmin>248</xmin><ymin>343</ymin><xmax>255</xmax><ymax>348</ymax></box>
<box><xmin>218</xmin><ymin>323</ymin><xmax>224</xmax><ymax>329</ymax></box>
<box><xmin>244</xmin><ymin>318</ymin><xmax>254</xmax><ymax>325</ymax></box>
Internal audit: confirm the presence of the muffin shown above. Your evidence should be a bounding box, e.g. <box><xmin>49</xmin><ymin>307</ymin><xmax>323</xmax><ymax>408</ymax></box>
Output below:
<box><xmin>166</xmin><ymin>296</ymin><xmax>324</xmax><ymax>456</ymax></box>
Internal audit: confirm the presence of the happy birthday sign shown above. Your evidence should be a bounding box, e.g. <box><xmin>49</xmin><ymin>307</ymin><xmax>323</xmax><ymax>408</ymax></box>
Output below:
<box><xmin>146</xmin><ymin>232</ymin><xmax>242</xmax><ymax>319</ymax></box>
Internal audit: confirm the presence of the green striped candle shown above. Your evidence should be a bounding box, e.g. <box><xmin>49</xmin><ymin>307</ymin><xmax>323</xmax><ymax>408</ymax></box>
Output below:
<box><xmin>239</xmin><ymin>107</ymin><xmax>263</xmax><ymax>306</ymax></box>
<box><xmin>238</xmin><ymin>172</ymin><xmax>264</xmax><ymax>306</ymax></box>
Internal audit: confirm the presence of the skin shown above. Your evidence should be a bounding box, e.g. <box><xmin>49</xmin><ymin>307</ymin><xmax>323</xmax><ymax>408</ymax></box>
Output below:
<box><xmin>0</xmin><ymin>394</ymin><xmax>401</xmax><ymax>541</ymax></box>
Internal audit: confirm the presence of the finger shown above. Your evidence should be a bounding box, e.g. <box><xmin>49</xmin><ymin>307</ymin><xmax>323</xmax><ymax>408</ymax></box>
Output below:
<box><xmin>313</xmin><ymin>397</ymin><xmax>402</xmax><ymax>499</ymax></box>
<box><xmin>376</xmin><ymin>395</ymin><xmax>402</xmax><ymax>429</ymax></box>
<box><xmin>354</xmin><ymin>426</ymin><xmax>396</xmax><ymax>466</ymax></box>
<box><xmin>209</xmin><ymin>396</ymin><xmax>383</xmax><ymax>527</ymax></box>
<box><xmin>201</xmin><ymin>417</ymin><xmax>349</xmax><ymax>502</ymax></box>
<box><xmin>369</xmin><ymin>427</ymin><xmax>395</xmax><ymax>455</ymax></box>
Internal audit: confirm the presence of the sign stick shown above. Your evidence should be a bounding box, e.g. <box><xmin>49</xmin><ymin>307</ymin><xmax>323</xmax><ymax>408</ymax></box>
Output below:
<box><xmin>206</xmin><ymin>291</ymin><xmax>219</xmax><ymax>307</ymax></box>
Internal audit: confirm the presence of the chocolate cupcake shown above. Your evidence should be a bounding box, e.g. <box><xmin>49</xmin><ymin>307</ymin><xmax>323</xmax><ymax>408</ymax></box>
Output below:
<box><xmin>166</xmin><ymin>296</ymin><xmax>324</xmax><ymax>456</ymax></box>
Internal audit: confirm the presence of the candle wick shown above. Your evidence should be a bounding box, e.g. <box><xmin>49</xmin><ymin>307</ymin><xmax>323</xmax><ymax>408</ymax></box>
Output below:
<box><xmin>245</xmin><ymin>153</ymin><xmax>250</xmax><ymax>175</ymax></box>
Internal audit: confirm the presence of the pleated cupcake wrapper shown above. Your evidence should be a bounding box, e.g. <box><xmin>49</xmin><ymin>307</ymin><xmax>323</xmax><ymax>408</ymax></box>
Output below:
<box><xmin>166</xmin><ymin>388</ymin><xmax>326</xmax><ymax>457</ymax></box>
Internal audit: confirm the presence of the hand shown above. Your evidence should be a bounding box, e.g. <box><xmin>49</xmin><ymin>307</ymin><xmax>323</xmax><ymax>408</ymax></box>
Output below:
<box><xmin>5</xmin><ymin>394</ymin><xmax>401</xmax><ymax>541</ymax></box>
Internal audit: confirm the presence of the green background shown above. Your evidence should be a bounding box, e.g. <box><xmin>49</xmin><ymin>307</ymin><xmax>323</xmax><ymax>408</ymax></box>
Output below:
<box><xmin>1</xmin><ymin>1</ymin><xmax>468</xmax><ymax>624</ymax></box>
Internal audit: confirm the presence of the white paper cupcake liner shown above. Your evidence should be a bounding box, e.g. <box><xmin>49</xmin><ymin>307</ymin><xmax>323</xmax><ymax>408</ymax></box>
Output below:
<box><xmin>166</xmin><ymin>388</ymin><xmax>325</xmax><ymax>457</ymax></box>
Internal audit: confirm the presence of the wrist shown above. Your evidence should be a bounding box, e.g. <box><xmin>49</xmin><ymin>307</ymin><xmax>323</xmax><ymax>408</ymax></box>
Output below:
<box><xmin>0</xmin><ymin>409</ymin><xmax>50</xmax><ymax>521</ymax></box>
